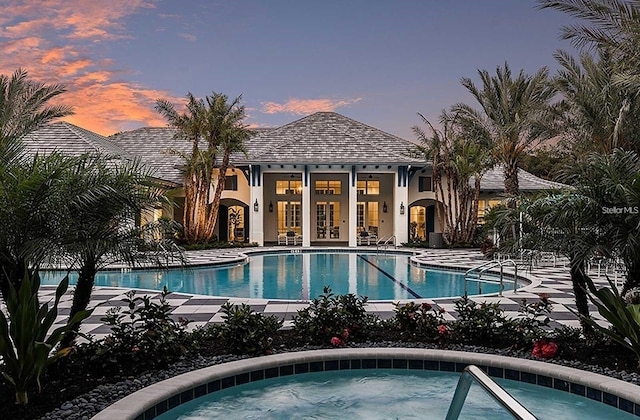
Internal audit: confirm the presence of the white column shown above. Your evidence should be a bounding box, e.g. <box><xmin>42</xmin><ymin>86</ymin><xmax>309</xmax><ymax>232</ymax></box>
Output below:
<box><xmin>249</xmin><ymin>166</ymin><xmax>264</xmax><ymax>246</ymax></box>
<box><xmin>394</xmin><ymin>173</ymin><xmax>409</xmax><ymax>245</ymax></box>
<box><xmin>302</xmin><ymin>169</ymin><xmax>311</xmax><ymax>247</ymax></box>
<box><xmin>349</xmin><ymin>169</ymin><xmax>357</xmax><ymax>247</ymax></box>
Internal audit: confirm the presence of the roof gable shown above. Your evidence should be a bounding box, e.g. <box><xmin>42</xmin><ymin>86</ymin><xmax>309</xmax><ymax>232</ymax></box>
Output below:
<box><xmin>243</xmin><ymin>112</ymin><xmax>422</xmax><ymax>164</ymax></box>
<box><xmin>476</xmin><ymin>165</ymin><xmax>568</xmax><ymax>192</ymax></box>
<box><xmin>21</xmin><ymin>122</ymin><xmax>131</xmax><ymax>158</ymax></box>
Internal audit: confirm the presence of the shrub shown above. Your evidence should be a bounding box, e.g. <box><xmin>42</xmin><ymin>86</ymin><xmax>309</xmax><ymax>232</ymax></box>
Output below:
<box><xmin>85</xmin><ymin>288</ymin><xmax>191</xmax><ymax>371</ymax></box>
<box><xmin>392</xmin><ymin>302</ymin><xmax>447</xmax><ymax>342</ymax></box>
<box><xmin>219</xmin><ymin>302</ymin><xmax>283</xmax><ymax>355</ymax></box>
<box><xmin>450</xmin><ymin>296</ymin><xmax>512</xmax><ymax>345</ymax></box>
<box><xmin>0</xmin><ymin>271</ymin><xmax>92</xmax><ymax>404</ymax></box>
<box><xmin>582</xmin><ymin>276</ymin><xmax>640</xmax><ymax>366</ymax></box>
<box><xmin>509</xmin><ymin>295</ymin><xmax>553</xmax><ymax>348</ymax></box>
<box><xmin>293</xmin><ymin>287</ymin><xmax>379</xmax><ymax>346</ymax></box>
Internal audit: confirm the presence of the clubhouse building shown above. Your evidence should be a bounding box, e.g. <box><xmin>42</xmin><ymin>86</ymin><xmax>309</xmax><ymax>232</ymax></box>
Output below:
<box><xmin>22</xmin><ymin>112</ymin><xmax>564</xmax><ymax>247</ymax></box>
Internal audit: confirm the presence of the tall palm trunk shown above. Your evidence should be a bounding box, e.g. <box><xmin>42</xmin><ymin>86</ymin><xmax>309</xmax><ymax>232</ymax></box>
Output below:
<box><xmin>569</xmin><ymin>258</ymin><xmax>593</xmax><ymax>335</ymax></box>
<box><xmin>503</xmin><ymin>161</ymin><xmax>519</xmax><ymax>202</ymax></box>
<box><xmin>61</xmin><ymin>258</ymin><xmax>97</xmax><ymax>347</ymax></box>
<box><xmin>204</xmin><ymin>152</ymin><xmax>231</xmax><ymax>239</ymax></box>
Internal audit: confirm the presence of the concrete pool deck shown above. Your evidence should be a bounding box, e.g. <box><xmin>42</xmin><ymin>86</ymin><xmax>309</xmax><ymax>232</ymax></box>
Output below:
<box><xmin>39</xmin><ymin>247</ymin><xmax>613</xmax><ymax>339</ymax></box>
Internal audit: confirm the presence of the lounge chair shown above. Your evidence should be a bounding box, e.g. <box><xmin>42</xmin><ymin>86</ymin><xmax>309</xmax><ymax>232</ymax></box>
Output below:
<box><xmin>358</xmin><ymin>230</ymin><xmax>377</xmax><ymax>245</ymax></box>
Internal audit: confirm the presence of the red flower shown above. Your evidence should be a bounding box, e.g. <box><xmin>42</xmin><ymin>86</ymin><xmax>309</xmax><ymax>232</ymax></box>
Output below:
<box><xmin>422</xmin><ymin>303</ymin><xmax>432</xmax><ymax>310</ymax></box>
<box><xmin>532</xmin><ymin>339</ymin><xmax>558</xmax><ymax>358</ymax></box>
<box><xmin>331</xmin><ymin>336</ymin><xmax>343</xmax><ymax>346</ymax></box>
<box><xmin>437</xmin><ymin>324</ymin><xmax>448</xmax><ymax>335</ymax></box>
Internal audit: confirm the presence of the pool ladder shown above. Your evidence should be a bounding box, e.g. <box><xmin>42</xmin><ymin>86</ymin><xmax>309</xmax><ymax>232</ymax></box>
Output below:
<box><xmin>463</xmin><ymin>259</ymin><xmax>518</xmax><ymax>297</ymax></box>
<box><xmin>375</xmin><ymin>235</ymin><xmax>396</xmax><ymax>253</ymax></box>
<box><xmin>446</xmin><ymin>365</ymin><xmax>537</xmax><ymax>420</ymax></box>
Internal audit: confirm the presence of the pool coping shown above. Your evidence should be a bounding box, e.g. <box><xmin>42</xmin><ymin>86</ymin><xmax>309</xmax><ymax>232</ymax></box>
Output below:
<box><xmin>90</xmin><ymin>348</ymin><xmax>640</xmax><ymax>420</ymax></box>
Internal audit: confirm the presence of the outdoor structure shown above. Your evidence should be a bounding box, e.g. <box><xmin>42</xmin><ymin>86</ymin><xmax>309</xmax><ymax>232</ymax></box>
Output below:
<box><xmin>22</xmin><ymin>112</ymin><xmax>564</xmax><ymax>247</ymax></box>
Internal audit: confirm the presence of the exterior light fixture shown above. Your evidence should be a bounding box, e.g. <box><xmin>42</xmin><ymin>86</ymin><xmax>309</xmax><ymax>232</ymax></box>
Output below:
<box><xmin>383</xmin><ymin>201</ymin><xmax>388</xmax><ymax>213</ymax></box>
<box><xmin>253</xmin><ymin>199</ymin><xmax>259</xmax><ymax>212</ymax></box>
<box><xmin>269</xmin><ymin>201</ymin><xmax>273</xmax><ymax>212</ymax></box>
<box><xmin>400</xmin><ymin>202</ymin><xmax>405</xmax><ymax>215</ymax></box>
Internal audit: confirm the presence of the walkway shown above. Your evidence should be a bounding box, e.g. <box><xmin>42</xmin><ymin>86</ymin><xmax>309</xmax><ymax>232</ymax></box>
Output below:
<box><xmin>39</xmin><ymin>248</ymin><xmax>611</xmax><ymax>340</ymax></box>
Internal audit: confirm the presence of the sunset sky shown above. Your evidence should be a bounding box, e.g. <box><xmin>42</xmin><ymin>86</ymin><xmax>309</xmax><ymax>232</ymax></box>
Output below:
<box><xmin>1</xmin><ymin>0</ymin><xmax>579</xmax><ymax>139</ymax></box>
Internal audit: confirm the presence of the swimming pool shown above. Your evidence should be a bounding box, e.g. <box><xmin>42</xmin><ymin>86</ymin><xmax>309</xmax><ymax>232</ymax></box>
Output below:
<box><xmin>41</xmin><ymin>253</ymin><xmax>518</xmax><ymax>300</ymax></box>
<box><xmin>155</xmin><ymin>369</ymin><xmax>634</xmax><ymax>419</ymax></box>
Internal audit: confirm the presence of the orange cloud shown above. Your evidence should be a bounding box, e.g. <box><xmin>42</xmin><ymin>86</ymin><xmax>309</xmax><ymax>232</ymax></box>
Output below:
<box><xmin>59</xmin><ymin>81</ymin><xmax>181</xmax><ymax>135</ymax></box>
<box><xmin>0</xmin><ymin>0</ymin><xmax>174</xmax><ymax>135</ymax></box>
<box><xmin>261</xmin><ymin>97</ymin><xmax>363</xmax><ymax>115</ymax></box>
<box><xmin>0</xmin><ymin>1</ymin><xmax>155</xmax><ymax>40</ymax></box>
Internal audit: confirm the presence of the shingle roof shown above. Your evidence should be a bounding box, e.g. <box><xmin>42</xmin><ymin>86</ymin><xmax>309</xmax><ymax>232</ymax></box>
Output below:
<box><xmin>21</xmin><ymin>122</ymin><xmax>132</xmax><ymax>158</ymax></box>
<box><xmin>240</xmin><ymin>112</ymin><xmax>423</xmax><ymax>165</ymax></box>
<box><xmin>109</xmin><ymin>127</ymin><xmax>187</xmax><ymax>185</ymax></box>
<box><xmin>476</xmin><ymin>165</ymin><xmax>567</xmax><ymax>192</ymax></box>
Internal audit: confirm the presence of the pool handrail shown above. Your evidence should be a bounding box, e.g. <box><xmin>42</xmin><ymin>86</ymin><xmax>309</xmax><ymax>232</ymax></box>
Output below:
<box><xmin>446</xmin><ymin>365</ymin><xmax>537</xmax><ymax>420</ymax></box>
<box><xmin>464</xmin><ymin>259</ymin><xmax>518</xmax><ymax>297</ymax></box>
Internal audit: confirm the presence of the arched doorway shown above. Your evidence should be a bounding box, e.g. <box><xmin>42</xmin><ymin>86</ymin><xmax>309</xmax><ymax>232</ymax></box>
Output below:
<box><xmin>408</xmin><ymin>201</ymin><xmax>435</xmax><ymax>242</ymax></box>
<box><xmin>219</xmin><ymin>199</ymin><xmax>249</xmax><ymax>242</ymax></box>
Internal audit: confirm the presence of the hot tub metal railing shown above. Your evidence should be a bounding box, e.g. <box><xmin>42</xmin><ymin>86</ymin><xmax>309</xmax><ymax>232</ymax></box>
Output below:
<box><xmin>445</xmin><ymin>365</ymin><xmax>537</xmax><ymax>420</ymax></box>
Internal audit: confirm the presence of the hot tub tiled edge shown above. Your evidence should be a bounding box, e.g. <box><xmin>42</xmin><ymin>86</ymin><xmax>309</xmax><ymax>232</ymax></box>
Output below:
<box><xmin>91</xmin><ymin>348</ymin><xmax>640</xmax><ymax>420</ymax></box>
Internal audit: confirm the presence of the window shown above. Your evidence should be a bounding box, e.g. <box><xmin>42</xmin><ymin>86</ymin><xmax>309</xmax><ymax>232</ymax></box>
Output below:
<box><xmin>224</xmin><ymin>175</ymin><xmax>238</xmax><ymax>191</ymax></box>
<box><xmin>477</xmin><ymin>199</ymin><xmax>503</xmax><ymax>222</ymax></box>
<box><xmin>418</xmin><ymin>176</ymin><xmax>432</xmax><ymax>192</ymax></box>
<box><xmin>277</xmin><ymin>201</ymin><xmax>301</xmax><ymax>234</ymax></box>
<box><xmin>357</xmin><ymin>180</ymin><xmax>379</xmax><ymax>195</ymax></box>
<box><xmin>276</xmin><ymin>180</ymin><xmax>302</xmax><ymax>195</ymax></box>
<box><xmin>357</xmin><ymin>201</ymin><xmax>378</xmax><ymax>235</ymax></box>
<box><xmin>315</xmin><ymin>180</ymin><xmax>341</xmax><ymax>195</ymax></box>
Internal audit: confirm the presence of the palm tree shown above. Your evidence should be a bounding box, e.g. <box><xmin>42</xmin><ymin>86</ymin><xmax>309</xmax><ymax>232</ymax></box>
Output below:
<box><xmin>453</xmin><ymin>63</ymin><xmax>556</xmax><ymax>200</ymax></box>
<box><xmin>0</xmin><ymin>69</ymin><xmax>73</xmax><ymax>297</ymax></box>
<box><xmin>0</xmin><ymin>152</ymin><xmax>75</xmax><ymax>299</ymax></box>
<box><xmin>522</xmin><ymin>194</ymin><xmax>600</xmax><ymax>333</ymax></box>
<box><xmin>562</xmin><ymin>149</ymin><xmax>640</xmax><ymax>294</ymax></box>
<box><xmin>0</xmin><ymin>68</ymin><xmax>72</xmax><ymax>163</ymax></box>
<box><xmin>537</xmin><ymin>0</ymin><xmax>640</xmax><ymax>57</ymax></box>
<box><xmin>155</xmin><ymin>92</ymin><xmax>249</xmax><ymax>244</ymax></box>
<box><xmin>57</xmin><ymin>154</ymin><xmax>176</xmax><ymax>346</ymax></box>
<box><xmin>412</xmin><ymin>111</ymin><xmax>492</xmax><ymax>245</ymax></box>
<box><xmin>553</xmin><ymin>50</ymin><xmax>640</xmax><ymax>155</ymax></box>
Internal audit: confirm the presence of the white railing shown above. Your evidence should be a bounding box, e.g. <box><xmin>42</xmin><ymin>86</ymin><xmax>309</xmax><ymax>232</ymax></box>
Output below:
<box><xmin>376</xmin><ymin>235</ymin><xmax>396</xmax><ymax>253</ymax></box>
<box><xmin>464</xmin><ymin>259</ymin><xmax>518</xmax><ymax>297</ymax></box>
<box><xmin>446</xmin><ymin>365</ymin><xmax>537</xmax><ymax>420</ymax></box>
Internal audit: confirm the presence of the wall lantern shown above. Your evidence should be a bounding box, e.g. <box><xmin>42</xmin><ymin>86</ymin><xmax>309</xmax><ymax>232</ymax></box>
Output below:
<box><xmin>269</xmin><ymin>201</ymin><xmax>273</xmax><ymax>212</ymax></box>
<box><xmin>253</xmin><ymin>199</ymin><xmax>259</xmax><ymax>212</ymax></box>
<box><xmin>382</xmin><ymin>201</ymin><xmax>388</xmax><ymax>213</ymax></box>
<box><xmin>400</xmin><ymin>201</ymin><xmax>405</xmax><ymax>215</ymax></box>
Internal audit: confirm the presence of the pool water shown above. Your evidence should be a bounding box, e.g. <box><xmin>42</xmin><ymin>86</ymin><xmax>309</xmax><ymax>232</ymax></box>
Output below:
<box><xmin>41</xmin><ymin>253</ymin><xmax>515</xmax><ymax>300</ymax></box>
<box><xmin>155</xmin><ymin>369</ymin><xmax>632</xmax><ymax>419</ymax></box>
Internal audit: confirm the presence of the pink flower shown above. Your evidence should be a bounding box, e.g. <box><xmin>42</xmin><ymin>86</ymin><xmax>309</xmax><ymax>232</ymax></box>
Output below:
<box><xmin>437</xmin><ymin>324</ymin><xmax>448</xmax><ymax>335</ymax></box>
<box><xmin>331</xmin><ymin>337</ymin><xmax>343</xmax><ymax>346</ymax></box>
<box><xmin>533</xmin><ymin>339</ymin><xmax>558</xmax><ymax>358</ymax></box>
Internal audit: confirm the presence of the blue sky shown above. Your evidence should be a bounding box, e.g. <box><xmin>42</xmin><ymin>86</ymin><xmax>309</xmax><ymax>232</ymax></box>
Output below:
<box><xmin>0</xmin><ymin>0</ymin><xmax>579</xmax><ymax>138</ymax></box>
